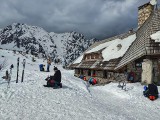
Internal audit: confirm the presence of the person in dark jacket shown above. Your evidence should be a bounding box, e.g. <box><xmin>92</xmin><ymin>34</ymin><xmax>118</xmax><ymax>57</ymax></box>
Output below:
<box><xmin>148</xmin><ymin>83</ymin><xmax>159</xmax><ymax>99</ymax></box>
<box><xmin>43</xmin><ymin>66</ymin><xmax>62</xmax><ymax>88</ymax></box>
<box><xmin>143</xmin><ymin>83</ymin><xmax>159</xmax><ymax>100</ymax></box>
<box><xmin>53</xmin><ymin>67</ymin><xmax>61</xmax><ymax>82</ymax></box>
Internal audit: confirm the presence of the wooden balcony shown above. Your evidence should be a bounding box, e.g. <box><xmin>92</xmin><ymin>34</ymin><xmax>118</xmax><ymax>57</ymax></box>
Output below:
<box><xmin>146</xmin><ymin>41</ymin><xmax>160</xmax><ymax>56</ymax></box>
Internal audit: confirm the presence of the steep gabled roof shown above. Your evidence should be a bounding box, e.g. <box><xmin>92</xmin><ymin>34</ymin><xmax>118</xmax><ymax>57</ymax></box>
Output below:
<box><xmin>86</xmin><ymin>32</ymin><xmax>135</xmax><ymax>52</ymax></box>
<box><xmin>73</xmin><ymin>54</ymin><xmax>83</xmax><ymax>64</ymax></box>
<box><xmin>69</xmin><ymin>32</ymin><xmax>136</xmax><ymax>69</ymax></box>
<box><xmin>69</xmin><ymin>32</ymin><xmax>136</xmax><ymax>70</ymax></box>
<box><xmin>71</xmin><ymin>32</ymin><xmax>135</xmax><ymax>65</ymax></box>
<box><xmin>86</xmin><ymin>32</ymin><xmax>136</xmax><ymax>60</ymax></box>
<box><xmin>102</xmin><ymin>34</ymin><xmax>136</xmax><ymax>61</ymax></box>
<box><xmin>115</xmin><ymin>9</ymin><xmax>160</xmax><ymax>70</ymax></box>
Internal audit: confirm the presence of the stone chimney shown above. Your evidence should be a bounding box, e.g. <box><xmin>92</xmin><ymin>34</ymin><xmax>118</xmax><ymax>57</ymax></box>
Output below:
<box><xmin>138</xmin><ymin>2</ymin><xmax>154</xmax><ymax>28</ymax></box>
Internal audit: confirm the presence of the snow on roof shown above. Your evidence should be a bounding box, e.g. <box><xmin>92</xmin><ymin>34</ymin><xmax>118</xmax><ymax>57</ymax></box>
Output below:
<box><xmin>150</xmin><ymin>31</ymin><xmax>160</xmax><ymax>42</ymax></box>
<box><xmin>102</xmin><ymin>34</ymin><xmax>136</xmax><ymax>61</ymax></box>
<box><xmin>86</xmin><ymin>40</ymin><xmax>115</xmax><ymax>53</ymax></box>
<box><xmin>73</xmin><ymin>39</ymin><xmax>115</xmax><ymax>64</ymax></box>
<box><xmin>73</xmin><ymin>54</ymin><xmax>83</xmax><ymax>64</ymax></box>
<box><xmin>73</xmin><ymin>34</ymin><xmax>136</xmax><ymax>64</ymax></box>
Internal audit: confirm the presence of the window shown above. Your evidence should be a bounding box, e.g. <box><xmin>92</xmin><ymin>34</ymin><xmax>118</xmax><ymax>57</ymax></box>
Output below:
<box><xmin>117</xmin><ymin>44</ymin><xmax>122</xmax><ymax>51</ymax></box>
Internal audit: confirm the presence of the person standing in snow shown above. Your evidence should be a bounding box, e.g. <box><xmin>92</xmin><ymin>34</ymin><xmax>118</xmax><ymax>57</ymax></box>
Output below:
<box><xmin>128</xmin><ymin>70</ymin><xmax>135</xmax><ymax>83</ymax></box>
<box><xmin>46</xmin><ymin>57</ymin><xmax>51</xmax><ymax>72</ymax></box>
<box><xmin>44</xmin><ymin>66</ymin><xmax>62</xmax><ymax>88</ymax></box>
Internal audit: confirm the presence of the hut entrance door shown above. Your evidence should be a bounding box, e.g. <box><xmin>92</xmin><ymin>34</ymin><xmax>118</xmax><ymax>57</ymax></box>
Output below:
<box><xmin>103</xmin><ymin>70</ymin><xmax>107</xmax><ymax>78</ymax></box>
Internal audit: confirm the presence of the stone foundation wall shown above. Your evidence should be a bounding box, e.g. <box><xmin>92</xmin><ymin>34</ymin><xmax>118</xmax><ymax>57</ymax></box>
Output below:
<box><xmin>75</xmin><ymin>69</ymin><xmax>79</xmax><ymax>74</ymax></box>
<box><xmin>74</xmin><ymin>69</ymin><xmax>127</xmax><ymax>85</ymax></box>
<box><xmin>95</xmin><ymin>70</ymin><xmax>103</xmax><ymax>77</ymax></box>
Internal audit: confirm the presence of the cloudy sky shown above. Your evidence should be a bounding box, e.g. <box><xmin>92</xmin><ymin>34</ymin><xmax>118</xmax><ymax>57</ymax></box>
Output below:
<box><xmin>0</xmin><ymin>0</ymin><xmax>159</xmax><ymax>40</ymax></box>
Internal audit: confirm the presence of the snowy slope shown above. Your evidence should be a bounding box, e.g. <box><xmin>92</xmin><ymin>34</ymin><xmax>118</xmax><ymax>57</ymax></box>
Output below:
<box><xmin>0</xmin><ymin>49</ymin><xmax>160</xmax><ymax>120</ymax></box>
<box><xmin>49</xmin><ymin>32</ymin><xmax>70</xmax><ymax>58</ymax></box>
<box><xmin>50</xmin><ymin>31</ymin><xmax>97</xmax><ymax>65</ymax></box>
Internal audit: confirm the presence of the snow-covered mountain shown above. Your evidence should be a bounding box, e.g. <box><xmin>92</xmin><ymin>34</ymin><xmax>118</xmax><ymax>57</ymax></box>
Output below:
<box><xmin>0</xmin><ymin>23</ymin><xmax>56</xmax><ymax>58</ymax></box>
<box><xmin>0</xmin><ymin>23</ymin><xmax>98</xmax><ymax>65</ymax></box>
<box><xmin>50</xmin><ymin>32</ymin><xmax>97</xmax><ymax>65</ymax></box>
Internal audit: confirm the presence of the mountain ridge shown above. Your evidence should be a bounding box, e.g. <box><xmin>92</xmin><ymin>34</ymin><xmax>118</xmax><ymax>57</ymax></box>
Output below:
<box><xmin>0</xmin><ymin>23</ymin><xmax>98</xmax><ymax>66</ymax></box>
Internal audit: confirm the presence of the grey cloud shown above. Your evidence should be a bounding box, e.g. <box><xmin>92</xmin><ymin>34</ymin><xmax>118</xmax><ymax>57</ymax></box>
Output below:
<box><xmin>0</xmin><ymin>0</ymin><xmax>159</xmax><ymax>40</ymax></box>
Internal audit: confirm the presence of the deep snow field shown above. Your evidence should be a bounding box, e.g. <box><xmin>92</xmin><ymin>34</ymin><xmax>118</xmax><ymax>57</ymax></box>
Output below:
<box><xmin>0</xmin><ymin>49</ymin><xmax>160</xmax><ymax>120</ymax></box>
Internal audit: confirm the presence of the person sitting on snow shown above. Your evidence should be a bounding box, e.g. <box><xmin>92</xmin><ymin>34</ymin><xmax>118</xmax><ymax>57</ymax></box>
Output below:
<box><xmin>89</xmin><ymin>77</ymin><xmax>97</xmax><ymax>85</ymax></box>
<box><xmin>43</xmin><ymin>66</ymin><xmax>62</xmax><ymax>88</ymax></box>
<box><xmin>39</xmin><ymin>64</ymin><xmax>45</xmax><ymax>71</ymax></box>
<box><xmin>143</xmin><ymin>82</ymin><xmax>159</xmax><ymax>100</ymax></box>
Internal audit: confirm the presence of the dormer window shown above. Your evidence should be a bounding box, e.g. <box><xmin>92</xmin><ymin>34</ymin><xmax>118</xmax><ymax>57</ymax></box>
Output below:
<box><xmin>117</xmin><ymin>44</ymin><xmax>122</xmax><ymax>51</ymax></box>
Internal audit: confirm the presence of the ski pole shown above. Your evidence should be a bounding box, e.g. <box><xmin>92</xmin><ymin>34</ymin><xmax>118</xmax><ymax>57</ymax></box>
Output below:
<box><xmin>16</xmin><ymin>57</ymin><xmax>19</xmax><ymax>83</ymax></box>
<box><xmin>21</xmin><ymin>59</ymin><xmax>26</xmax><ymax>82</ymax></box>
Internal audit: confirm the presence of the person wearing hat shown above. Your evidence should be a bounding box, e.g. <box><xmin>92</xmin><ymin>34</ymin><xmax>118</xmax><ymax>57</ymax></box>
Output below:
<box><xmin>53</xmin><ymin>66</ymin><xmax>61</xmax><ymax>83</ymax></box>
<box><xmin>44</xmin><ymin>66</ymin><xmax>62</xmax><ymax>88</ymax></box>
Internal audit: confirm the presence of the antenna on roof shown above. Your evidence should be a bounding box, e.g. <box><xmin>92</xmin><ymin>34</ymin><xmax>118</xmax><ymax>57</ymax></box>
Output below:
<box><xmin>150</xmin><ymin>0</ymin><xmax>157</xmax><ymax>5</ymax></box>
